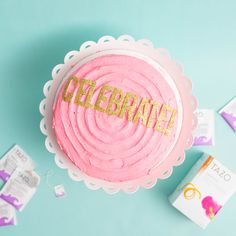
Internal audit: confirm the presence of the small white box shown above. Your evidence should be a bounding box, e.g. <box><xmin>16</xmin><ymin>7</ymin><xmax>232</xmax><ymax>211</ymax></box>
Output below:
<box><xmin>169</xmin><ymin>153</ymin><xmax>236</xmax><ymax>229</ymax></box>
<box><xmin>54</xmin><ymin>184</ymin><xmax>66</xmax><ymax>198</ymax></box>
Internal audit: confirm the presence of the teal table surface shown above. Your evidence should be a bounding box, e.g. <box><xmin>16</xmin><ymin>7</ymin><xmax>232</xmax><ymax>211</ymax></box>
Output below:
<box><xmin>0</xmin><ymin>1</ymin><xmax>236</xmax><ymax>235</ymax></box>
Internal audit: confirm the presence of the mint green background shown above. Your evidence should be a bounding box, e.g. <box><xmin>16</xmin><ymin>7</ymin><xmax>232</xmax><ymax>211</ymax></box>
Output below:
<box><xmin>0</xmin><ymin>0</ymin><xmax>236</xmax><ymax>235</ymax></box>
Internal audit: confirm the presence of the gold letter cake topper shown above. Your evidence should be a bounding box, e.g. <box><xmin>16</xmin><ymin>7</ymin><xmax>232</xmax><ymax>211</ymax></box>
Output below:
<box><xmin>62</xmin><ymin>76</ymin><xmax>177</xmax><ymax>135</ymax></box>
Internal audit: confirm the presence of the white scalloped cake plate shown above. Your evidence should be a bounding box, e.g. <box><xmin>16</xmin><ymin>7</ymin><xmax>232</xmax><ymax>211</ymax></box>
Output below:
<box><xmin>40</xmin><ymin>35</ymin><xmax>197</xmax><ymax>194</ymax></box>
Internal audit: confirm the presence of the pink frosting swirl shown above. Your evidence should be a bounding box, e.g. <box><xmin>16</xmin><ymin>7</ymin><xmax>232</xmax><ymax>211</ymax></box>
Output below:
<box><xmin>53</xmin><ymin>55</ymin><xmax>179</xmax><ymax>182</ymax></box>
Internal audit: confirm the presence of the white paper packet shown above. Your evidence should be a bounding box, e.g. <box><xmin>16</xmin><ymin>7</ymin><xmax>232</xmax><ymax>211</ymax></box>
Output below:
<box><xmin>219</xmin><ymin>96</ymin><xmax>236</xmax><ymax>132</ymax></box>
<box><xmin>0</xmin><ymin>198</ymin><xmax>17</xmax><ymax>227</ymax></box>
<box><xmin>0</xmin><ymin>145</ymin><xmax>34</xmax><ymax>182</ymax></box>
<box><xmin>0</xmin><ymin>168</ymin><xmax>40</xmax><ymax>211</ymax></box>
<box><xmin>193</xmin><ymin>109</ymin><xmax>215</xmax><ymax>146</ymax></box>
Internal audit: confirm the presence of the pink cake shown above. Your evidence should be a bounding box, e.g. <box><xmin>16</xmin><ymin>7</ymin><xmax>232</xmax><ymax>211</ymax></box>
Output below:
<box><xmin>52</xmin><ymin>54</ymin><xmax>182</xmax><ymax>183</ymax></box>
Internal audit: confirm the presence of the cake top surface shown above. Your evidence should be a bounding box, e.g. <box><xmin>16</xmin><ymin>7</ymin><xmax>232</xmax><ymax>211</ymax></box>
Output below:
<box><xmin>53</xmin><ymin>54</ymin><xmax>182</xmax><ymax>182</ymax></box>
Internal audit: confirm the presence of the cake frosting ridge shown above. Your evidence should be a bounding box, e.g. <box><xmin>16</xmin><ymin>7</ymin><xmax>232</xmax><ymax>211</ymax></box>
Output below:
<box><xmin>53</xmin><ymin>54</ymin><xmax>181</xmax><ymax>182</ymax></box>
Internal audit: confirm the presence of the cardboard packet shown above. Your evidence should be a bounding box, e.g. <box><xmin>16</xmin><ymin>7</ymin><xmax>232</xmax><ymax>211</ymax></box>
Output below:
<box><xmin>193</xmin><ymin>109</ymin><xmax>215</xmax><ymax>146</ymax></box>
<box><xmin>219</xmin><ymin>96</ymin><xmax>236</xmax><ymax>132</ymax></box>
<box><xmin>0</xmin><ymin>145</ymin><xmax>34</xmax><ymax>182</ymax></box>
<box><xmin>169</xmin><ymin>153</ymin><xmax>236</xmax><ymax>229</ymax></box>
<box><xmin>0</xmin><ymin>168</ymin><xmax>40</xmax><ymax>211</ymax></box>
<box><xmin>0</xmin><ymin>198</ymin><xmax>17</xmax><ymax>227</ymax></box>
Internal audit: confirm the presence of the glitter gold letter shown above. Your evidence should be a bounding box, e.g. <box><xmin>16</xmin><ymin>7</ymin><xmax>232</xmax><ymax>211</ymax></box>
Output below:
<box><xmin>119</xmin><ymin>93</ymin><xmax>138</xmax><ymax>121</ymax></box>
<box><xmin>95</xmin><ymin>85</ymin><xmax>114</xmax><ymax>113</ymax></box>
<box><xmin>133</xmin><ymin>98</ymin><xmax>150</xmax><ymax>126</ymax></box>
<box><xmin>165</xmin><ymin>109</ymin><xmax>177</xmax><ymax>135</ymax></box>
<box><xmin>62</xmin><ymin>76</ymin><xmax>78</xmax><ymax>102</ymax></box>
<box><xmin>106</xmin><ymin>88</ymin><xmax>125</xmax><ymax>116</ymax></box>
<box><xmin>154</xmin><ymin>104</ymin><xmax>176</xmax><ymax>135</ymax></box>
<box><xmin>75</xmin><ymin>79</ymin><xmax>96</xmax><ymax>107</ymax></box>
<box><xmin>84</xmin><ymin>80</ymin><xmax>96</xmax><ymax>109</ymax></box>
<box><xmin>146</xmin><ymin>100</ymin><xmax>161</xmax><ymax>128</ymax></box>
